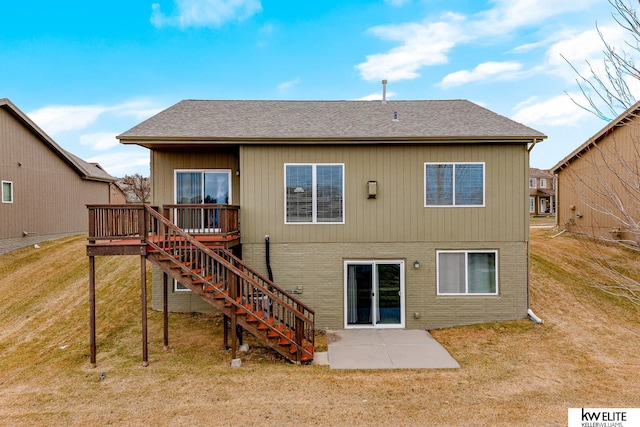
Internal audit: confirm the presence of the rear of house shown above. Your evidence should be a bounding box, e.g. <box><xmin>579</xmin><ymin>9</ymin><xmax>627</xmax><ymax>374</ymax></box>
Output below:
<box><xmin>1</xmin><ymin>98</ymin><xmax>114</xmax><ymax>243</ymax></box>
<box><xmin>119</xmin><ymin>99</ymin><xmax>546</xmax><ymax>330</ymax></box>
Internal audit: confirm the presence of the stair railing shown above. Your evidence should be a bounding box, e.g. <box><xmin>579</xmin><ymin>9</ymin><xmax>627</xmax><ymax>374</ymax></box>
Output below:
<box><xmin>143</xmin><ymin>205</ymin><xmax>314</xmax><ymax>360</ymax></box>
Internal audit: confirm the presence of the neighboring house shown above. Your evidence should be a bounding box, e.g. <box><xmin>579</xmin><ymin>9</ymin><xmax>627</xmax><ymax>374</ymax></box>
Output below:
<box><xmin>529</xmin><ymin>168</ymin><xmax>555</xmax><ymax>216</ymax></box>
<box><xmin>110</xmin><ymin>180</ymin><xmax>128</xmax><ymax>204</ymax></box>
<box><xmin>116</xmin><ymin>99</ymin><xmax>546</xmax><ymax>330</ymax></box>
<box><xmin>0</xmin><ymin>98</ymin><xmax>115</xmax><ymax>242</ymax></box>
<box><xmin>552</xmin><ymin>101</ymin><xmax>640</xmax><ymax>243</ymax></box>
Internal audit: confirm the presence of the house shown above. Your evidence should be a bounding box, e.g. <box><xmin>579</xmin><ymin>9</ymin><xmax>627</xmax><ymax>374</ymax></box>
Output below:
<box><xmin>1</xmin><ymin>98</ymin><xmax>115</xmax><ymax>243</ymax></box>
<box><xmin>113</xmin><ymin>99</ymin><xmax>546</xmax><ymax>332</ymax></box>
<box><xmin>529</xmin><ymin>168</ymin><xmax>555</xmax><ymax>216</ymax></box>
<box><xmin>552</xmin><ymin>101</ymin><xmax>640</xmax><ymax>243</ymax></box>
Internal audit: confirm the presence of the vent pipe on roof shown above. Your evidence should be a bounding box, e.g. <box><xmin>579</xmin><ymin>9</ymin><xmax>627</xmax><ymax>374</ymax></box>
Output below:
<box><xmin>382</xmin><ymin>79</ymin><xmax>387</xmax><ymax>104</ymax></box>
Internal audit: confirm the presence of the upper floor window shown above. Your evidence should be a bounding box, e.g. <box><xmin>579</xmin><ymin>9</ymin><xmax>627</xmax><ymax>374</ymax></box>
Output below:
<box><xmin>2</xmin><ymin>181</ymin><xmax>13</xmax><ymax>203</ymax></box>
<box><xmin>529</xmin><ymin>178</ymin><xmax>536</xmax><ymax>188</ymax></box>
<box><xmin>285</xmin><ymin>164</ymin><xmax>344</xmax><ymax>224</ymax></box>
<box><xmin>424</xmin><ymin>163</ymin><xmax>484</xmax><ymax>207</ymax></box>
<box><xmin>539</xmin><ymin>178</ymin><xmax>547</xmax><ymax>188</ymax></box>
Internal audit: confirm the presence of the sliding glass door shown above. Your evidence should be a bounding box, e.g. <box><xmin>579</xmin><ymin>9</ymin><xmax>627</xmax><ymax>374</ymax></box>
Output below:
<box><xmin>345</xmin><ymin>261</ymin><xmax>404</xmax><ymax>328</ymax></box>
<box><xmin>174</xmin><ymin>170</ymin><xmax>231</xmax><ymax>231</ymax></box>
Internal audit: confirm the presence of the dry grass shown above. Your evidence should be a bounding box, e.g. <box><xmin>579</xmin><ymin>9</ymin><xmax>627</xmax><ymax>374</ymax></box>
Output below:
<box><xmin>0</xmin><ymin>231</ymin><xmax>639</xmax><ymax>426</ymax></box>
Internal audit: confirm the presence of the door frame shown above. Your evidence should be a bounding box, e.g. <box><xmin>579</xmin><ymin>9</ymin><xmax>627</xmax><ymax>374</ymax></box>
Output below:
<box><xmin>343</xmin><ymin>260</ymin><xmax>405</xmax><ymax>329</ymax></box>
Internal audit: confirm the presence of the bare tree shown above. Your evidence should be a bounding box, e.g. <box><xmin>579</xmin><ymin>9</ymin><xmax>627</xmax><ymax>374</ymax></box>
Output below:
<box><xmin>559</xmin><ymin>0</ymin><xmax>640</xmax><ymax>305</ymax></box>
<box><xmin>120</xmin><ymin>174</ymin><xmax>151</xmax><ymax>203</ymax></box>
<box><xmin>566</xmin><ymin>0</ymin><xmax>640</xmax><ymax>120</ymax></box>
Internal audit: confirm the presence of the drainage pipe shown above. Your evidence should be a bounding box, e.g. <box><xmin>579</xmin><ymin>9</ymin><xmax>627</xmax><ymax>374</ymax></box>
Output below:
<box><xmin>528</xmin><ymin>308</ymin><xmax>544</xmax><ymax>324</ymax></box>
<box><xmin>265</xmin><ymin>235</ymin><xmax>274</xmax><ymax>282</ymax></box>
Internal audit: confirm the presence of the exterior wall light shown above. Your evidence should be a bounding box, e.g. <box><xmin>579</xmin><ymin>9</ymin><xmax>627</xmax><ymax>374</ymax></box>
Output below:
<box><xmin>367</xmin><ymin>181</ymin><xmax>377</xmax><ymax>199</ymax></box>
<box><xmin>414</xmin><ymin>260</ymin><xmax>420</xmax><ymax>269</ymax></box>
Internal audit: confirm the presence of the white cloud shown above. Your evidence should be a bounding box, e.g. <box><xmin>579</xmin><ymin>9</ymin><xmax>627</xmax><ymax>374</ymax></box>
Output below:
<box><xmin>151</xmin><ymin>0</ymin><xmax>262</xmax><ymax>28</ymax></box>
<box><xmin>356</xmin><ymin>16</ymin><xmax>471</xmax><ymax>81</ymax></box>
<box><xmin>356</xmin><ymin>0</ymin><xmax>601</xmax><ymax>82</ymax></box>
<box><xmin>28</xmin><ymin>105</ymin><xmax>109</xmax><ymax>134</ymax></box>
<box><xmin>543</xmin><ymin>25</ymin><xmax>630</xmax><ymax>81</ymax></box>
<box><xmin>277</xmin><ymin>77</ymin><xmax>301</xmax><ymax>90</ymax></box>
<box><xmin>87</xmin><ymin>151</ymin><xmax>150</xmax><ymax>177</ymax></box>
<box><xmin>80</xmin><ymin>133</ymin><xmax>119</xmax><ymax>151</ymax></box>
<box><xmin>356</xmin><ymin>91</ymin><xmax>396</xmax><ymax>101</ymax></box>
<box><xmin>476</xmin><ymin>0</ymin><xmax>599</xmax><ymax>34</ymax></box>
<box><xmin>27</xmin><ymin>100</ymin><xmax>164</xmax><ymax>136</ymax></box>
<box><xmin>439</xmin><ymin>61</ymin><xmax>523</xmax><ymax>88</ymax></box>
<box><xmin>511</xmin><ymin>93</ymin><xmax>593</xmax><ymax>128</ymax></box>
<box><xmin>384</xmin><ymin>0</ymin><xmax>410</xmax><ymax>7</ymax></box>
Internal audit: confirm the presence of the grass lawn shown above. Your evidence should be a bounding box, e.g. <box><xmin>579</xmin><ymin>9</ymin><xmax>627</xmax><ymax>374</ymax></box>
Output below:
<box><xmin>0</xmin><ymin>229</ymin><xmax>638</xmax><ymax>426</ymax></box>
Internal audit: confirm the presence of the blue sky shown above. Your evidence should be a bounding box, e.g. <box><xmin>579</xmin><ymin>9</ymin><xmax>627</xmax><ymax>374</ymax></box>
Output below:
<box><xmin>1</xmin><ymin>0</ymin><xmax>637</xmax><ymax>177</ymax></box>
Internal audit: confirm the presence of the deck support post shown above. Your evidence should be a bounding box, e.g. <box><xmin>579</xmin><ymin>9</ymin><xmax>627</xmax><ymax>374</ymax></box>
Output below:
<box><xmin>89</xmin><ymin>255</ymin><xmax>96</xmax><ymax>368</ymax></box>
<box><xmin>223</xmin><ymin>315</ymin><xmax>230</xmax><ymax>350</ymax></box>
<box><xmin>230</xmin><ymin>274</ymin><xmax>237</xmax><ymax>359</ymax></box>
<box><xmin>141</xmin><ymin>256</ymin><xmax>149</xmax><ymax>367</ymax></box>
<box><xmin>163</xmin><ymin>272</ymin><xmax>169</xmax><ymax>349</ymax></box>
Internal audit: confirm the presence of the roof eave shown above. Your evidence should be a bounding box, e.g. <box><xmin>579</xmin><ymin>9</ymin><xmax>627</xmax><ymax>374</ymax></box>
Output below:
<box><xmin>118</xmin><ymin>134</ymin><xmax>546</xmax><ymax>148</ymax></box>
<box><xmin>552</xmin><ymin>100</ymin><xmax>640</xmax><ymax>173</ymax></box>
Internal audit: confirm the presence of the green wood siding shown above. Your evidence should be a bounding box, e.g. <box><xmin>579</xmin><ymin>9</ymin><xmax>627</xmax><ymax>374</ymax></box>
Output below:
<box><xmin>240</xmin><ymin>143</ymin><xmax>528</xmax><ymax>244</ymax></box>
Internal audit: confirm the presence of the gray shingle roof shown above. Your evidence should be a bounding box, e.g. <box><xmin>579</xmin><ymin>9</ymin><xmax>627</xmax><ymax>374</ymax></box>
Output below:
<box><xmin>118</xmin><ymin>99</ymin><xmax>546</xmax><ymax>142</ymax></box>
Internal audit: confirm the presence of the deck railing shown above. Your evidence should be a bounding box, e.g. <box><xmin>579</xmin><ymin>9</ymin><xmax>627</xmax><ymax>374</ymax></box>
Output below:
<box><xmin>163</xmin><ymin>204</ymin><xmax>239</xmax><ymax>236</ymax></box>
<box><xmin>86</xmin><ymin>204</ymin><xmax>314</xmax><ymax>361</ymax></box>
<box><xmin>87</xmin><ymin>204</ymin><xmax>151</xmax><ymax>242</ymax></box>
<box><xmin>87</xmin><ymin>204</ymin><xmax>239</xmax><ymax>241</ymax></box>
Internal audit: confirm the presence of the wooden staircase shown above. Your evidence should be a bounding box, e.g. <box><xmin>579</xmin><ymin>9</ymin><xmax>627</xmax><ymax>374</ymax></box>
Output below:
<box><xmin>87</xmin><ymin>204</ymin><xmax>314</xmax><ymax>364</ymax></box>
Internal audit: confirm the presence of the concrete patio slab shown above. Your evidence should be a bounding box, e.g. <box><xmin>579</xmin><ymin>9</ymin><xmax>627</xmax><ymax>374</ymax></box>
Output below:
<box><xmin>326</xmin><ymin>329</ymin><xmax>460</xmax><ymax>370</ymax></box>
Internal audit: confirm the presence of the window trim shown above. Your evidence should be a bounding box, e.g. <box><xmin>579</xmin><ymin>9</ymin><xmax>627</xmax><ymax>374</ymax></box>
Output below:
<box><xmin>174</xmin><ymin>279</ymin><xmax>191</xmax><ymax>292</ymax></box>
<box><xmin>284</xmin><ymin>163</ymin><xmax>345</xmax><ymax>224</ymax></box>
<box><xmin>2</xmin><ymin>181</ymin><xmax>13</xmax><ymax>203</ymax></box>
<box><xmin>424</xmin><ymin>162</ymin><xmax>485</xmax><ymax>207</ymax></box>
<box><xmin>436</xmin><ymin>250</ymin><xmax>499</xmax><ymax>296</ymax></box>
<box><xmin>529</xmin><ymin>178</ymin><xmax>536</xmax><ymax>188</ymax></box>
<box><xmin>539</xmin><ymin>178</ymin><xmax>546</xmax><ymax>188</ymax></box>
<box><xmin>173</xmin><ymin>169</ymin><xmax>232</xmax><ymax>205</ymax></box>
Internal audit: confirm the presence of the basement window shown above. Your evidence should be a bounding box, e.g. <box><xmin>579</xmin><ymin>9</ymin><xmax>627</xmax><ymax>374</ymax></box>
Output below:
<box><xmin>2</xmin><ymin>181</ymin><xmax>13</xmax><ymax>203</ymax></box>
<box><xmin>437</xmin><ymin>250</ymin><xmax>498</xmax><ymax>295</ymax></box>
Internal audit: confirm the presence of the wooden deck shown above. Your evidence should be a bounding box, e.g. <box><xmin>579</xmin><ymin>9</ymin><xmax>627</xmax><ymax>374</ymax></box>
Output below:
<box><xmin>86</xmin><ymin>204</ymin><xmax>240</xmax><ymax>256</ymax></box>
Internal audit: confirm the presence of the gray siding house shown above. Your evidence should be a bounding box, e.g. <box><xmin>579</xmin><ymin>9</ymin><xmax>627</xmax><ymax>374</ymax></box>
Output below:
<box><xmin>118</xmin><ymin>99</ymin><xmax>546</xmax><ymax>330</ymax></box>
<box><xmin>1</xmin><ymin>98</ymin><xmax>115</xmax><ymax>245</ymax></box>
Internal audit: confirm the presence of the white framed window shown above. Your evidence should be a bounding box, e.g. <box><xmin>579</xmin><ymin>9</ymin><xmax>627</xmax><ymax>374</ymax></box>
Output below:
<box><xmin>174</xmin><ymin>280</ymin><xmax>190</xmax><ymax>292</ymax></box>
<box><xmin>2</xmin><ymin>181</ymin><xmax>13</xmax><ymax>203</ymax></box>
<box><xmin>173</xmin><ymin>169</ymin><xmax>231</xmax><ymax>232</ymax></box>
<box><xmin>174</xmin><ymin>169</ymin><xmax>231</xmax><ymax>204</ymax></box>
<box><xmin>285</xmin><ymin>163</ymin><xmax>344</xmax><ymax>224</ymax></box>
<box><xmin>529</xmin><ymin>197</ymin><xmax>535</xmax><ymax>213</ymax></box>
<box><xmin>529</xmin><ymin>178</ymin><xmax>536</xmax><ymax>188</ymax></box>
<box><xmin>424</xmin><ymin>163</ymin><xmax>484</xmax><ymax>207</ymax></box>
<box><xmin>437</xmin><ymin>250</ymin><xmax>498</xmax><ymax>295</ymax></box>
<box><xmin>539</xmin><ymin>178</ymin><xmax>547</xmax><ymax>188</ymax></box>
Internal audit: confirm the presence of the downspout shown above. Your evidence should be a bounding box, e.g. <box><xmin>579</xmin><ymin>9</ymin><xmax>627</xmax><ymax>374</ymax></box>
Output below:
<box><xmin>265</xmin><ymin>235</ymin><xmax>274</xmax><ymax>282</ymax></box>
<box><xmin>525</xmin><ymin>138</ymin><xmax>544</xmax><ymax>324</ymax></box>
